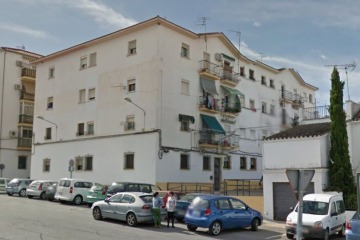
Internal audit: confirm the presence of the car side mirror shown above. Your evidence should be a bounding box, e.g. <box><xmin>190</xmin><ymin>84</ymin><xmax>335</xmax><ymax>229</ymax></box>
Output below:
<box><xmin>105</xmin><ymin>198</ymin><xmax>110</xmax><ymax>203</ymax></box>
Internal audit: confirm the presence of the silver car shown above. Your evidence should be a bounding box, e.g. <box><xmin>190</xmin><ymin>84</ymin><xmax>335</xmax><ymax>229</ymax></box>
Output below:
<box><xmin>6</xmin><ymin>178</ymin><xmax>34</xmax><ymax>197</ymax></box>
<box><xmin>26</xmin><ymin>180</ymin><xmax>57</xmax><ymax>200</ymax></box>
<box><xmin>91</xmin><ymin>192</ymin><xmax>166</xmax><ymax>227</ymax></box>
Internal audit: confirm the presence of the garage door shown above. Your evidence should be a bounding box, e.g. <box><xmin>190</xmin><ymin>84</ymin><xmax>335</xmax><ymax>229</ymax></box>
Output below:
<box><xmin>273</xmin><ymin>182</ymin><xmax>314</xmax><ymax>221</ymax></box>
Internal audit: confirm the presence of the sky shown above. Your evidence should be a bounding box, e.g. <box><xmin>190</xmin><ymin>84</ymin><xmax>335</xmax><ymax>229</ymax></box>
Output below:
<box><xmin>1</xmin><ymin>0</ymin><xmax>360</xmax><ymax>105</ymax></box>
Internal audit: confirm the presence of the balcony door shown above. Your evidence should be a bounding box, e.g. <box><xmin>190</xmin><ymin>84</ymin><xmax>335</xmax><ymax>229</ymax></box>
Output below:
<box><xmin>213</xmin><ymin>157</ymin><xmax>221</xmax><ymax>191</ymax></box>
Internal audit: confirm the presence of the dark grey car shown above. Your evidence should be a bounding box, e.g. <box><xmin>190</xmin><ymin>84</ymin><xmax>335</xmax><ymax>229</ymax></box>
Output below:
<box><xmin>6</xmin><ymin>178</ymin><xmax>34</xmax><ymax>197</ymax></box>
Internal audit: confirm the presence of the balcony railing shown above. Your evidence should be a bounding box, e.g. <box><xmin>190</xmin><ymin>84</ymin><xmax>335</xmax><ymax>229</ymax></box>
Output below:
<box><xmin>280</xmin><ymin>90</ymin><xmax>293</xmax><ymax>101</ymax></box>
<box><xmin>220</xmin><ymin>69</ymin><xmax>240</xmax><ymax>85</ymax></box>
<box><xmin>19</xmin><ymin>114</ymin><xmax>33</xmax><ymax>124</ymax></box>
<box><xmin>223</xmin><ymin>102</ymin><xmax>241</xmax><ymax>114</ymax></box>
<box><xmin>21</xmin><ymin>68</ymin><xmax>36</xmax><ymax>78</ymax></box>
<box><xmin>199</xmin><ymin>96</ymin><xmax>221</xmax><ymax>112</ymax></box>
<box><xmin>199</xmin><ymin>129</ymin><xmax>225</xmax><ymax>146</ymax></box>
<box><xmin>198</xmin><ymin>60</ymin><xmax>220</xmax><ymax>77</ymax></box>
<box><xmin>303</xmin><ymin>105</ymin><xmax>330</xmax><ymax>120</ymax></box>
<box><xmin>18</xmin><ymin>138</ymin><xmax>32</xmax><ymax>148</ymax></box>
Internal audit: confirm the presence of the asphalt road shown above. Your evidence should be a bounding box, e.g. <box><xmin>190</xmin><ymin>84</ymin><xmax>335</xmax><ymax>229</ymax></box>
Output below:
<box><xmin>0</xmin><ymin>194</ymin><xmax>345</xmax><ymax>240</ymax></box>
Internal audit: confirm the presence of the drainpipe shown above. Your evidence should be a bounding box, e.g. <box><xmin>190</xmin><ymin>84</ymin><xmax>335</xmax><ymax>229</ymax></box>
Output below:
<box><xmin>0</xmin><ymin>49</ymin><xmax>7</xmax><ymax>169</ymax></box>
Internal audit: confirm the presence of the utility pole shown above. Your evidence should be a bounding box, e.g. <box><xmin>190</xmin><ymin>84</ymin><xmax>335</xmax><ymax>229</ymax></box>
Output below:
<box><xmin>325</xmin><ymin>61</ymin><xmax>357</xmax><ymax>101</ymax></box>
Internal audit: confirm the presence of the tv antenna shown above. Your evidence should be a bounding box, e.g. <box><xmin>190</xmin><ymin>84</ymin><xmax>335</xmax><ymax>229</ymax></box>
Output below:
<box><xmin>325</xmin><ymin>61</ymin><xmax>357</xmax><ymax>101</ymax></box>
<box><xmin>16</xmin><ymin>44</ymin><xmax>25</xmax><ymax>50</ymax></box>
<box><xmin>229</xmin><ymin>30</ymin><xmax>241</xmax><ymax>70</ymax></box>
<box><xmin>196</xmin><ymin>17</ymin><xmax>209</xmax><ymax>52</ymax></box>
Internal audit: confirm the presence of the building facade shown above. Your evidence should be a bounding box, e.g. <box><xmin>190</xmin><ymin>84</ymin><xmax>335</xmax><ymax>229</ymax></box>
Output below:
<box><xmin>0</xmin><ymin>47</ymin><xmax>42</xmax><ymax>178</ymax></box>
<box><xmin>30</xmin><ymin>17</ymin><xmax>317</xmax><ymax>188</ymax></box>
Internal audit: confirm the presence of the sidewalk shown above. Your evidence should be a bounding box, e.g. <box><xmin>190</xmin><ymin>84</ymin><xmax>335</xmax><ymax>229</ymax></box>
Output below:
<box><xmin>262</xmin><ymin>219</ymin><xmax>286</xmax><ymax>229</ymax></box>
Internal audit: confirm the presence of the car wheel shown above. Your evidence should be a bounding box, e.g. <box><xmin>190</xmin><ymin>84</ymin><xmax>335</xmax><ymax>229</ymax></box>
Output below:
<box><xmin>176</xmin><ymin>217</ymin><xmax>183</xmax><ymax>222</ymax></box>
<box><xmin>40</xmin><ymin>192</ymin><xmax>46</xmax><ymax>200</ymax></box>
<box><xmin>338</xmin><ymin>224</ymin><xmax>345</xmax><ymax>237</ymax></box>
<box><xmin>187</xmin><ymin>225</ymin><xmax>198</xmax><ymax>232</ymax></box>
<box><xmin>19</xmin><ymin>189</ymin><xmax>26</xmax><ymax>197</ymax></box>
<box><xmin>59</xmin><ymin>200</ymin><xmax>66</xmax><ymax>204</ymax></box>
<box><xmin>73</xmin><ymin>195</ymin><xmax>83</xmax><ymax>205</ymax></box>
<box><xmin>87</xmin><ymin>203</ymin><xmax>93</xmax><ymax>208</ymax></box>
<box><xmin>209</xmin><ymin>221</ymin><xmax>221</xmax><ymax>236</ymax></box>
<box><xmin>47</xmin><ymin>197</ymin><xmax>54</xmax><ymax>202</ymax></box>
<box><xmin>27</xmin><ymin>195</ymin><xmax>33</xmax><ymax>199</ymax></box>
<box><xmin>286</xmin><ymin>233</ymin><xmax>294</xmax><ymax>239</ymax></box>
<box><xmin>93</xmin><ymin>207</ymin><xmax>103</xmax><ymax>220</ymax></box>
<box><xmin>251</xmin><ymin>218</ymin><xmax>259</xmax><ymax>231</ymax></box>
<box><xmin>324</xmin><ymin>228</ymin><xmax>329</xmax><ymax>240</ymax></box>
<box><xmin>7</xmin><ymin>193</ymin><xmax>13</xmax><ymax>196</ymax></box>
<box><xmin>126</xmin><ymin>212</ymin><xmax>138</xmax><ymax>227</ymax></box>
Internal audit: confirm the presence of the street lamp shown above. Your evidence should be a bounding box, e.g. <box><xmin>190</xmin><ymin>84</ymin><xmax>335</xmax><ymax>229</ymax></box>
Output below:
<box><xmin>36</xmin><ymin>115</ymin><xmax>58</xmax><ymax>140</ymax></box>
<box><xmin>124</xmin><ymin>97</ymin><xmax>146</xmax><ymax>131</ymax></box>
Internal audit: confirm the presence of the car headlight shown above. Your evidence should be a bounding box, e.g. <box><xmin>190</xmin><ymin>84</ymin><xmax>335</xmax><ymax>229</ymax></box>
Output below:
<box><xmin>314</xmin><ymin>221</ymin><xmax>323</xmax><ymax>228</ymax></box>
<box><xmin>286</xmin><ymin>217</ymin><xmax>294</xmax><ymax>226</ymax></box>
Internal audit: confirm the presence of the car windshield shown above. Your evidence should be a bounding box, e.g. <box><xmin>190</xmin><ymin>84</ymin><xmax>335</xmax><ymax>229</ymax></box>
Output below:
<box><xmin>9</xmin><ymin>179</ymin><xmax>20</xmax><ymax>184</ymax></box>
<box><xmin>296</xmin><ymin>201</ymin><xmax>329</xmax><ymax>215</ymax></box>
<box><xmin>190</xmin><ymin>197</ymin><xmax>209</xmax><ymax>209</ymax></box>
<box><xmin>108</xmin><ymin>184</ymin><xmax>124</xmax><ymax>192</ymax></box>
<box><xmin>140</xmin><ymin>195</ymin><xmax>153</xmax><ymax>204</ymax></box>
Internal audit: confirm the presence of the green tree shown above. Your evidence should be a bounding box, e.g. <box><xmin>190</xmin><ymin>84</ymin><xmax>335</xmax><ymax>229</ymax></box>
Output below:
<box><xmin>328</xmin><ymin>67</ymin><xmax>356</xmax><ymax>207</ymax></box>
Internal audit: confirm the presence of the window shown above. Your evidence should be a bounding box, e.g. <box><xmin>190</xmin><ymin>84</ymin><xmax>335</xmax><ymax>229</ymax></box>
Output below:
<box><xmin>45</xmin><ymin>127</ymin><xmax>52</xmax><ymax>140</ymax></box>
<box><xmin>18</xmin><ymin>156</ymin><xmax>27</xmax><ymax>169</ymax></box>
<box><xmin>239</xmin><ymin>95</ymin><xmax>245</xmax><ymax>109</ymax></box>
<box><xmin>223</xmin><ymin>156</ymin><xmax>231</xmax><ymax>169</ymax></box>
<box><xmin>250</xmin><ymin>99</ymin><xmax>255</xmax><ymax>111</ymax></box>
<box><xmin>79</xmin><ymin>89</ymin><xmax>86</xmax><ymax>103</ymax></box>
<box><xmin>261</xmin><ymin>76</ymin><xmax>266</xmax><ymax>85</ymax></box>
<box><xmin>249</xmin><ymin>69</ymin><xmax>255</xmax><ymax>80</ymax></box>
<box><xmin>180</xmin><ymin>120</ymin><xmax>190</xmax><ymax>132</ymax></box>
<box><xmin>49</xmin><ymin>67</ymin><xmax>55</xmax><ymax>78</ymax></box>
<box><xmin>336</xmin><ymin>200</ymin><xmax>345</xmax><ymax>214</ymax></box>
<box><xmin>127</xmin><ymin>79</ymin><xmax>136</xmax><ymax>92</ymax></box>
<box><xmin>22</xmin><ymin>128</ymin><xmax>32</xmax><ymax>138</ymax></box>
<box><xmin>80</xmin><ymin>56</ymin><xmax>87</xmax><ymax>69</ymax></box>
<box><xmin>270</xmin><ymin>79</ymin><xmax>275</xmax><ymax>88</ymax></box>
<box><xmin>124</xmin><ymin>153</ymin><xmax>134</xmax><ymax>169</ymax></box>
<box><xmin>303</xmin><ymin>93</ymin><xmax>307</xmax><ymax>101</ymax></box>
<box><xmin>77</xmin><ymin>123</ymin><xmax>85</xmax><ymax>136</ymax></box>
<box><xmin>270</xmin><ymin>104</ymin><xmax>275</xmax><ymax>116</ymax></box>
<box><xmin>128</xmin><ymin>40</ymin><xmax>136</xmax><ymax>55</ymax></box>
<box><xmin>240</xmin><ymin>67</ymin><xmax>245</xmax><ymax>77</ymax></box>
<box><xmin>43</xmin><ymin>158</ymin><xmax>50</xmax><ymax>172</ymax></box>
<box><xmin>181</xmin><ymin>79</ymin><xmax>189</xmax><ymax>95</ymax></box>
<box><xmin>89</xmin><ymin>52</ymin><xmax>97</xmax><ymax>67</ymax></box>
<box><xmin>180</xmin><ymin>154</ymin><xmax>189</xmax><ymax>170</ymax></box>
<box><xmin>181</xmin><ymin>43</ymin><xmax>189</xmax><ymax>58</ymax></box>
<box><xmin>261</xmin><ymin>102</ymin><xmax>267</xmax><ymax>114</ymax></box>
<box><xmin>229</xmin><ymin>198</ymin><xmax>246</xmax><ymax>210</ymax></box>
<box><xmin>87</xmin><ymin>122</ymin><xmax>94</xmax><ymax>135</ymax></box>
<box><xmin>125</xmin><ymin>115</ymin><xmax>135</xmax><ymax>130</ymax></box>
<box><xmin>240</xmin><ymin>157</ymin><xmax>247</xmax><ymax>169</ymax></box>
<box><xmin>250</xmin><ymin>130</ymin><xmax>256</xmax><ymax>140</ymax></box>
<box><xmin>47</xmin><ymin>97</ymin><xmax>53</xmax><ymax>109</ymax></box>
<box><xmin>250</xmin><ymin>158</ymin><xmax>257</xmax><ymax>170</ymax></box>
<box><xmin>262</xmin><ymin>130</ymin><xmax>267</xmax><ymax>139</ymax></box>
<box><xmin>75</xmin><ymin>157</ymin><xmax>83</xmax><ymax>171</ymax></box>
<box><xmin>88</xmin><ymin>88</ymin><xmax>95</xmax><ymax>101</ymax></box>
<box><xmin>84</xmin><ymin>156</ymin><xmax>93</xmax><ymax>171</ymax></box>
<box><xmin>203</xmin><ymin>156</ymin><xmax>211</xmax><ymax>171</ymax></box>
<box><xmin>309</xmin><ymin>94</ymin><xmax>313</xmax><ymax>103</ymax></box>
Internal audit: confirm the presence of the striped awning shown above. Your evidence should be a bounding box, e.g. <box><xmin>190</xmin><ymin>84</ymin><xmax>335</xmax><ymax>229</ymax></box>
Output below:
<box><xmin>200</xmin><ymin>114</ymin><xmax>225</xmax><ymax>134</ymax></box>
<box><xmin>221</xmin><ymin>85</ymin><xmax>244</xmax><ymax>97</ymax></box>
<box><xmin>200</xmin><ymin>77</ymin><xmax>218</xmax><ymax>95</ymax></box>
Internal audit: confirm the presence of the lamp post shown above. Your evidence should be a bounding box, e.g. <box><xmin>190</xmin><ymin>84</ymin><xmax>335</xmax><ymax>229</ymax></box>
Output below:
<box><xmin>36</xmin><ymin>115</ymin><xmax>58</xmax><ymax>140</ymax></box>
<box><xmin>124</xmin><ymin>97</ymin><xmax>146</xmax><ymax>131</ymax></box>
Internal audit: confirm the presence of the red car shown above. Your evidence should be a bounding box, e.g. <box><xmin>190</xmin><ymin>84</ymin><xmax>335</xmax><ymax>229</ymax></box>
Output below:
<box><xmin>158</xmin><ymin>190</ymin><xmax>185</xmax><ymax>206</ymax></box>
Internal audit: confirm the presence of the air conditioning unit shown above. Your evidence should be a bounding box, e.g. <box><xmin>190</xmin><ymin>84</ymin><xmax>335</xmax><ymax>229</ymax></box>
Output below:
<box><xmin>215</xmin><ymin>53</ymin><xmax>223</xmax><ymax>61</ymax></box>
<box><xmin>14</xmin><ymin>84</ymin><xmax>21</xmax><ymax>90</ymax></box>
<box><xmin>9</xmin><ymin>131</ymin><xmax>17</xmax><ymax>137</ymax></box>
<box><xmin>16</xmin><ymin>60</ymin><xmax>23</xmax><ymax>67</ymax></box>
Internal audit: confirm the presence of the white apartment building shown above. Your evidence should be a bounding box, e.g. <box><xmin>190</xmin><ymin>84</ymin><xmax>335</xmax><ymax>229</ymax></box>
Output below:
<box><xmin>0</xmin><ymin>47</ymin><xmax>42</xmax><ymax>178</ymax></box>
<box><xmin>31</xmin><ymin>16</ymin><xmax>317</xmax><ymax>188</ymax></box>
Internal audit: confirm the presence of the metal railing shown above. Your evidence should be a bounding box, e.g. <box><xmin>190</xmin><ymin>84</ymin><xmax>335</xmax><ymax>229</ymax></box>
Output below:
<box><xmin>198</xmin><ymin>129</ymin><xmax>225</xmax><ymax>145</ymax></box>
<box><xmin>19</xmin><ymin>114</ymin><xmax>33</xmax><ymax>124</ymax></box>
<box><xmin>21</xmin><ymin>68</ymin><xmax>36</xmax><ymax>78</ymax></box>
<box><xmin>18</xmin><ymin>138</ymin><xmax>32</xmax><ymax>148</ymax></box>
<box><xmin>280</xmin><ymin>90</ymin><xmax>293</xmax><ymax>101</ymax></box>
<box><xmin>223</xmin><ymin>102</ymin><xmax>241</xmax><ymax>114</ymax></box>
<box><xmin>199</xmin><ymin>96</ymin><xmax>221</xmax><ymax>111</ymax></box>
<box><xmin>220</xmin><ymin>69</ymin><xmax>240</xmax><ymax>84</ymax></box>
<box><xmin>303</xmin><ymin>105</ymin><xmax>330</xmax><ymax>120</ymax></box>
<box><xmin>198</xmin><ymin>60</ymin><xmax>220</xmax><ymax>76</ymax></box>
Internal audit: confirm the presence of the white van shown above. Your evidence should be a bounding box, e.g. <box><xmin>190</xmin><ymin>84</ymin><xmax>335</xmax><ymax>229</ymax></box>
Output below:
<box><xmin>285</xmin><ymin>193</ymin><xmax>346</xmax><ymax>240</ymax></box>
<box><xmin>54</xmin><ymin>178</ymin><xmax>93</xmax><ymax>205</ymax></box>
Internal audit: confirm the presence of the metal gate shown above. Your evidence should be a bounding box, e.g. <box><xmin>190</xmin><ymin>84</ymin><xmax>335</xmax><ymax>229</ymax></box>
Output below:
<box><xmin>273</xmin><ymin>182</ymin><xmax>314</xmax><ymax>221</ymax></box>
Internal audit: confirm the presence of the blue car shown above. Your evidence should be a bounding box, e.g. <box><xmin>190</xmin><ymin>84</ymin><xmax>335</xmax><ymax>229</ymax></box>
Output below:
<box><xmin>185</xmin><ymin>195</ymin><xmax>263</xmax><ymax>236</ymax></box>
<box><xmin>346</xmin><ymin>212</ymin><xmax>360</xmax><ymax>240</ymax></box>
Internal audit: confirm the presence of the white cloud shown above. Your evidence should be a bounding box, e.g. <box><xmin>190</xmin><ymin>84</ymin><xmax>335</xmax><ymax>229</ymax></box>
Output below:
<box><xmin>0</xmin><ymin>22</ymin><xmax>49</xmax><ymax>38</ymax></box>
<box><xmin>253</xmin><ymin>22</ymin><xmax>261</xmax><ymax>27</ymax></box>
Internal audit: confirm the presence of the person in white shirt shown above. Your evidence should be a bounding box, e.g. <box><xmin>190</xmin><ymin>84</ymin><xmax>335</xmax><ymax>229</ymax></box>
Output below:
<box><xmin>166</xmin><ymin>191</ymin><xmax>177</xmax><ymax>228</ymax></box>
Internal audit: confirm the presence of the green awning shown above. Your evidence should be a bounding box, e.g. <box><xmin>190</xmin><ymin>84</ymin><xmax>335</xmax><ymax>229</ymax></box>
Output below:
<box><xmin>200</xmin><ymin>77</ymin><xmax>218</xmax><ymax>95</ymax></box>
<box><xmin>221</xmin><ymin>85</ymin><xmax>244</xmax><ymax>97</ymax></box>
<box><xmin>179</xmin><ymin>114</ymin><xmax>195</xmax><ymax>123</ymax></box>
<box><xmin>200</xmin><ymin>114</ymin><xmax>225</xmax><ymax>134</ymax></box>
<box><xmin>222</xmin><ymin>53</ymin><xmax>235</xmax><ymax>62</ymax></box>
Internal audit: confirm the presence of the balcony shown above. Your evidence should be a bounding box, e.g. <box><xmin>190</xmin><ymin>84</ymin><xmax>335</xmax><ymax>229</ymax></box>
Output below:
<box><xmin>19</xmin><ymin>114</ymin><xmax>33</xmax><ymax>124</ymax></box>
<box><xmin>18</xmin><ymin>138</ymin><xmax>32</xmax><ymax>149</ymax></box>
<box><xmin>198</xmin><ymin>130</ymin><xmax>238</xmax><ymax>150</ymax></box>
<box><xmin>279</xmin><ymin>90</ymin><xmax>293</xmax><ymax>104</ymax></box>
<box><xmin>292</xmin><ymin>94</ymin><xmax>304</xmax><ymax>109</ymax></box>
<box><xmin>199</xmin><ymin>96</ymin><xmax>221</xmax><ymax>114</ymax></box>
<box><xmin>220</xmin><ymin>69</ymin><xmax>240</xmax><ymax>87</ymax></box>
<box><xmin>21</xmin><ymin>68</ymin><xmax>36</xmax><ymax>80</ymax></box>
<box><xmin>221</xmin><ymin>102</ymin><xmax>241</xmax><ymax>118</ymax></box>
<box><xmin>303</xmin><ymin>105</ymin><xmax>330</xmax><ymax>120</ymax></box>
<box><xmin>198</xmin><ymin>60</ymin><xmax>220</xmax><ymax>80</ymax></box>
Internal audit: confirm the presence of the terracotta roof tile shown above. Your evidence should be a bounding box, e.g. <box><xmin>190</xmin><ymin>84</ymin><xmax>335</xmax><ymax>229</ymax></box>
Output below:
<box><xmin>265</xmin><ymin>122</ymin><xmax>331</xmax><ymax>140</ymax></box>
<box><xmin>1</xmin><ymin>47</ymin><xmax>43</xmax><ymax>59</ymax></box>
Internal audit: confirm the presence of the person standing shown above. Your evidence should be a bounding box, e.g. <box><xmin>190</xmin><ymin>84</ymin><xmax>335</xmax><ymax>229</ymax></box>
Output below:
<box><xmin>166</xmin><ymin>191</ymin><xmax>177</xmax><ymax>228</ymax></box>
<box><xmin>152</xmin><ymin>192</ymin><xmax>162</xmax><ymax>228</ymax></box>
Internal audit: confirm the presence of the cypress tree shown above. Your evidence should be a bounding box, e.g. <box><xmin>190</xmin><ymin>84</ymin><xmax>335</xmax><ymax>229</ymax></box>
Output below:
<box><xmin>328</xmin><ymin>67</ymin><xmax>355</xmax><ymax>206</ymax></box>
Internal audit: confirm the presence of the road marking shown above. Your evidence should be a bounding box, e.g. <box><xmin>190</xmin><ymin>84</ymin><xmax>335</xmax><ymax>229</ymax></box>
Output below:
<box><xmin>265</xmin><ymin>234</ymin><xmax>285</xmax><ymax>239</ymax></box>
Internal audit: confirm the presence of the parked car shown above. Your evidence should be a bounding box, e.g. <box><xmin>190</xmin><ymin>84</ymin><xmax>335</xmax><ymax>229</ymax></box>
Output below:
<box><xmin>158</xmin><ymin>190</ymin><xmax>185</xmax><ymax>207</ymax></box>
<box><xmin>286</xmin><ymin>193</ymin><xmax>346</xmax><ymax>240</ymax></box>
<box><xmin>54</xmin><ymin>178</ymin><xmax>94</xmax><ymax>205</ymax></box>
<box><xmin>185</xmin><ymin>195</ymin><xmax>263</xmax><ymax>236</ymax></box>
<box><xmin>45</xmin><ymin>182</ymin><xmax>57</xmax><ymax>201</ymax></box>
<box><xmin>0</xmin><ymin>178</ymin><xmax>10</xmax><ymax>194</ymax></box>
<box><xmin>6</xmin><ymin>178</ymin><xmax>34</xmax><ymax>197</ymax></box>
<box><xmin>86</xmin><ymin>183</ymin><xmax>108</xmax><ymax>207</ymax></box>
<box><xmin>26</xmin><ymin>180</ymin><xmax>57</xmax><ymax>200</ymax></box>
<box><xmin>346</xmin><ymin>211</ymin><xmax>360</xmax><ymax>240</ymax></box>
<box><xmin>106</xmin><ymin>182</ymin><xmax>161</xmax><ymax>197</ymax></box>
<box><xmin>92</xmin><ymin>192</ymin><xmax>166</xmax><ymax>227</ymax></box>
<box><xmin>174</xmin><ymin>193</ymin><xmax>208</xmax><ymax>221</ymax></box>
